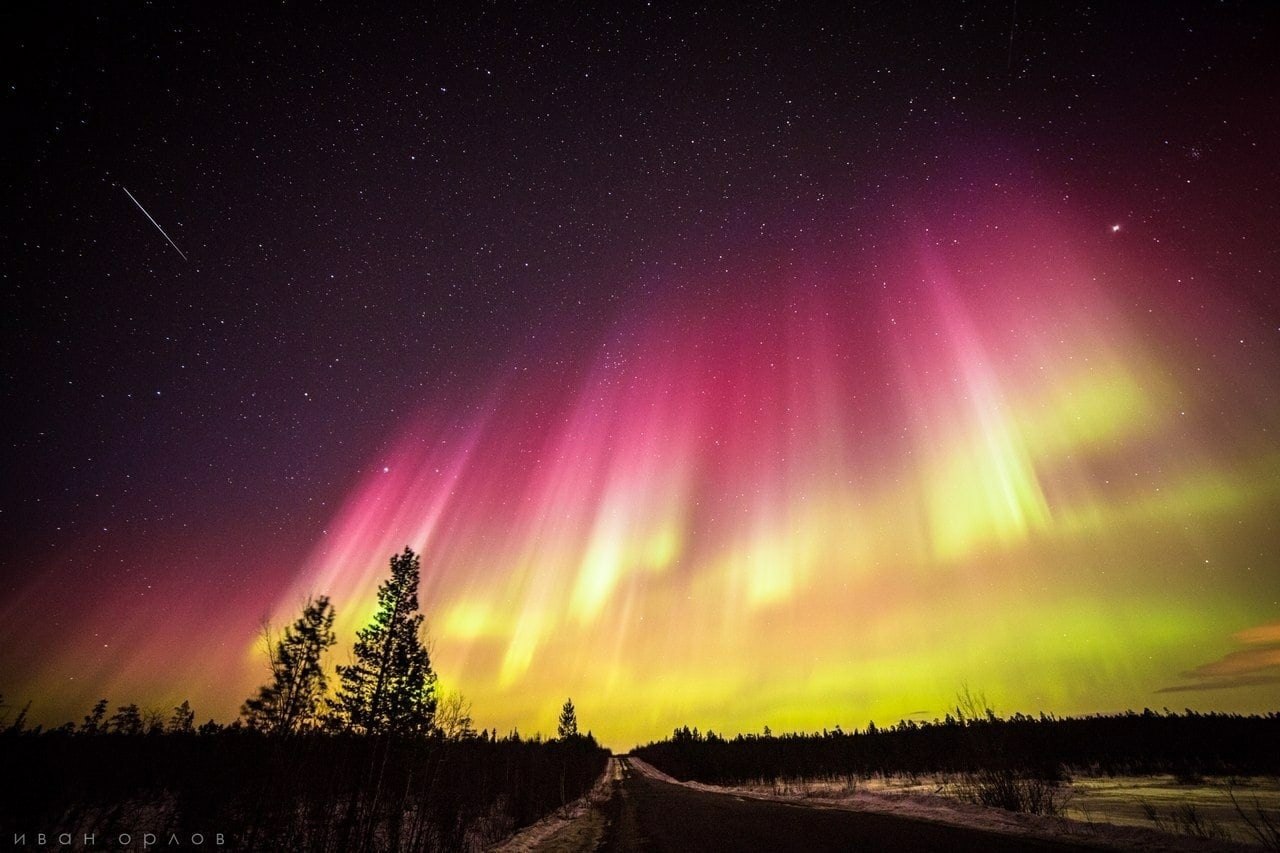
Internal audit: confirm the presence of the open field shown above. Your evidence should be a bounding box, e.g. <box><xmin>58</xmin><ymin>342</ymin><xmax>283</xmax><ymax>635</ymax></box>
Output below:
<box><xmin>708</xmin><ymin>772</ymin><xmax>1280</xmax><ymax>848</ymax></box>
<box><xmin>1067</xmin><ymin>775</ymin><xmax>1280</xmax><ymax>844</ymax></box>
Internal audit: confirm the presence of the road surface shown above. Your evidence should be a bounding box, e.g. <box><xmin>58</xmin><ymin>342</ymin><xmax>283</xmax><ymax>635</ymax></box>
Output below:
<box><xmin>594</xmin><ymin>757</ymin><xmax>1104</xmax><ymax>852</ymax></box>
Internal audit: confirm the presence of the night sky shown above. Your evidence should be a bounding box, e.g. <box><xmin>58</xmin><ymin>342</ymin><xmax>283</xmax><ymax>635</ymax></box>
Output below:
<box><xmin>4</xmin><ymin>4</ymin><xmax>1279</xmax><ymax>749</ymax></box>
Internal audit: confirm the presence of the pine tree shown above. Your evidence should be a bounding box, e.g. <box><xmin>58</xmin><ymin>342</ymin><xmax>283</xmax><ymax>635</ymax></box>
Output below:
<box><xmin>558</xmin><ymin>698</ymin><xmax>579</xmax><ymax>739</ymax></box>
<box><xmin>333</xmin><ymin>548</ymin><xmax>437</xmax><ymax>735</ymax></box>
<box><xmin>80</xmin><ymin>699</ymin><xmax>109</xmax><ymax>734</ymax></box>
<box><xmin>108</xmin><ymin>704</ymin><xmax>143</xmax><ymax>735</ymax></box>
<box><xmin>242</xmin><ymin>596</ymin><xmax>337</xmax><ymax>734</ymax></box>
<box><xmin>169</xmin><ymin>700</ymin><xmax>196</xmax><ymax>734</ymax></box>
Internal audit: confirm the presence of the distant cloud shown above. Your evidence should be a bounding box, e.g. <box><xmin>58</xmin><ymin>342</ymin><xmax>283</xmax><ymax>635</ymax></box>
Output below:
<box><xmin>1157</xmin><ymin>621</ymin><xmax>1280</xmax><ymax>694</ymax></box>
<box><xmin>1234</xmin><ymin>622</ymin><xmax>1280</xmax><ymax>645</ymax></box>
<box><xmin>1157</xmin><ymin>674</ymin><xmax>1280</xmax><ymax>694</ymax></box>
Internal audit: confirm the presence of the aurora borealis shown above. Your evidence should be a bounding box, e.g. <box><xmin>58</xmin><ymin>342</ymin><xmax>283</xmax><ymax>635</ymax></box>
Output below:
<box><xmin>4</xmin><ymin>5</ymin><xmax>1279</xmax><ymax>750</ymax></box>
<box><xmin>268</xmin><ymin>197</ymin><xmax>1280</xmax><ymax>746</ymax></box>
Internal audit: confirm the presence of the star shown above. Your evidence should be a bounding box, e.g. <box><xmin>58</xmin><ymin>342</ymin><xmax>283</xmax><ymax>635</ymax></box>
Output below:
<box><xmin>1110</xmin><ymin>224</ymin><xmax>1121</xmax><ymax>233</ymax></box>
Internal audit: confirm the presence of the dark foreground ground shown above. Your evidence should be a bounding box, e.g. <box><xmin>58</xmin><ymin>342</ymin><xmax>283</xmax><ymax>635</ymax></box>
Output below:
<box><xmin>595</xmin><ymin>757</ymin><xmax>1101</xmax><ymax>853</ymax></box>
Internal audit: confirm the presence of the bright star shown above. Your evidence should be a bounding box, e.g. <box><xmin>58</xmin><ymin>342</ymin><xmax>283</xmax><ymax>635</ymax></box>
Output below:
<box><xmin>1110</xmin><ymin>224</ymin><xmax>1121</xmax><ymax>233</ymax></box>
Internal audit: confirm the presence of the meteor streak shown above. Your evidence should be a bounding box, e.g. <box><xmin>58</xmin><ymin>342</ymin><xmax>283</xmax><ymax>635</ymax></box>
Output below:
<box><xmin>122</xmin><ymin>185</ymin><xmax>187</xmax><ymax>261</ymax></box>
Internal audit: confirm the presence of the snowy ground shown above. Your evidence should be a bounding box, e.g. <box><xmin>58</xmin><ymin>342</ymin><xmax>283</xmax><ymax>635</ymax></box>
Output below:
<box><xmin>844</xmin><ymin>771</ymin><xmax>1280</xmax><ymax>846</ymax></box>
<box><xmin>1067</xmin><ymin>775</ymin><xmax>1280</xmax><ymax>845</ymax></box>
<box><xmin>629</xmin><ymin>758</ymin><xmax>1277</xmax><ymax>851</ymax></box>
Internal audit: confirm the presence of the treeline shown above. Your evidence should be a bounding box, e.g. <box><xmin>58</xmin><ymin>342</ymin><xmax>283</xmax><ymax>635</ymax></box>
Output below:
<box><xmin>0</xmin><ymin>548</ymin><xmax>609</xmax><ymax>850</ymax></box>
<box><xmin>635</xmin><ymin>708</ymin><xmax>1280</xmax><ymax>785</ymax></box>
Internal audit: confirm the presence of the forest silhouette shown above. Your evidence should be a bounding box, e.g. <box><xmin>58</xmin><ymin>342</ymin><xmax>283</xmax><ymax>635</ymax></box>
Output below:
<box><xmin>2</xmin><ymin>548</ymin><xmax>1277</xmax><ymax>849</ymax></box>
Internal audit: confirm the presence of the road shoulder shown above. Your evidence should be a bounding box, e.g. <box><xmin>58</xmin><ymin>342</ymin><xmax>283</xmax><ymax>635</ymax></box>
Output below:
<box><xmin>489</xmin><ymin>757</ymin><xmax>620</xmax><ymax>852</ymax></box>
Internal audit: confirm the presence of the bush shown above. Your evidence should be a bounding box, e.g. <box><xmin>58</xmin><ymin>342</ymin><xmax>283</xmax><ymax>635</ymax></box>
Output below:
<box><xmin>954</xmin><ymin>768</ymin><xmax>1065</xmax><ymax>816</ymax></box>
<box><xmin>1140</xmin><ymin>800</ymin><xmax>1229</xmax><ymax>841</ymax></box>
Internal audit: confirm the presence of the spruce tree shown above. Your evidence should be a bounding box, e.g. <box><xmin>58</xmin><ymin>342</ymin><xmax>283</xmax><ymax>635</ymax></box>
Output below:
<box><xmin>333</xmin><ymin>547</ymin><xmax>437</xmax><ymax>735</ymax></box>
<box><xmin>558</xmin><ymin>698</ymin><xmax>579</xmax><ymax>739</ymax></box>
<box><xmin>242</xmin><ymin>595</ymin><xmax>336</xmax><ymax>734</ymax></box>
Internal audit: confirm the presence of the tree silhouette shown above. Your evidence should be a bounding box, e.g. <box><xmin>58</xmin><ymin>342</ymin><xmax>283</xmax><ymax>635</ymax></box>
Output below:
<box><xmin>142</xmin><ymin>707</ymin><xmax>167</xmax><ymax>734</ymax></box>
<box><xmin>333</xmin><ymin>548</ymin><xmax>437</xmax><ymax>735</ymax></box>
<box><xmin>558</xmin><ymin>698</ymin><xmax>579</xmax><ymax>739</ymax></box>
<box><xmin>435</xmin><ymin>690</ymin><xmax>476</xmax><ymax>740</ymax></box>
<box><xmin>80</xmin><ymin>699</ymin><xmax>108</xmax><ymax>734</ymax></box>
<box><xmin>242</xmin><ymin>596</ymin><xmax>336</xmax><ymax>734</ymax></box>
<box><xmin>170</xmin><ymin>700</ymin><xmax>196</xmax><ymax>734</ymax></box>
<box><xmin>108</xmin><ymin>704</ymin><xmax>143</xmax><ymax>735</ymax></box>
<box><xmin>2</xmin><ymin>697</ymin><xmax>31</xmax><ymax>735</ymax></box>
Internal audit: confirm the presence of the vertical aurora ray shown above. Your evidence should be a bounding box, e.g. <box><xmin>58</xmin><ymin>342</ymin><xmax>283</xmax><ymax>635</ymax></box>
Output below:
<box><xmin>895</xmin><ymin>260</ymin><xmax>1054</xmax><ymax>561</ymax></box>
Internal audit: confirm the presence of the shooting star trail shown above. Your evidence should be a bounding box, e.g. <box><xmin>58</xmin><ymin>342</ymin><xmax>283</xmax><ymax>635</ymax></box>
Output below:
<box><xmin>122</xmin><ymin>185</ymin><xmax>188</xmax><ymax>261</ymax></box>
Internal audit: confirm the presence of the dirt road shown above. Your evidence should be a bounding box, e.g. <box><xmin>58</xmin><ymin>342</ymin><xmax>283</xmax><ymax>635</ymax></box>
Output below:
<box><xmin>593</xmin><ymin>756</ymin><xmax>1104</xmax><ymax>852</ymax></box>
